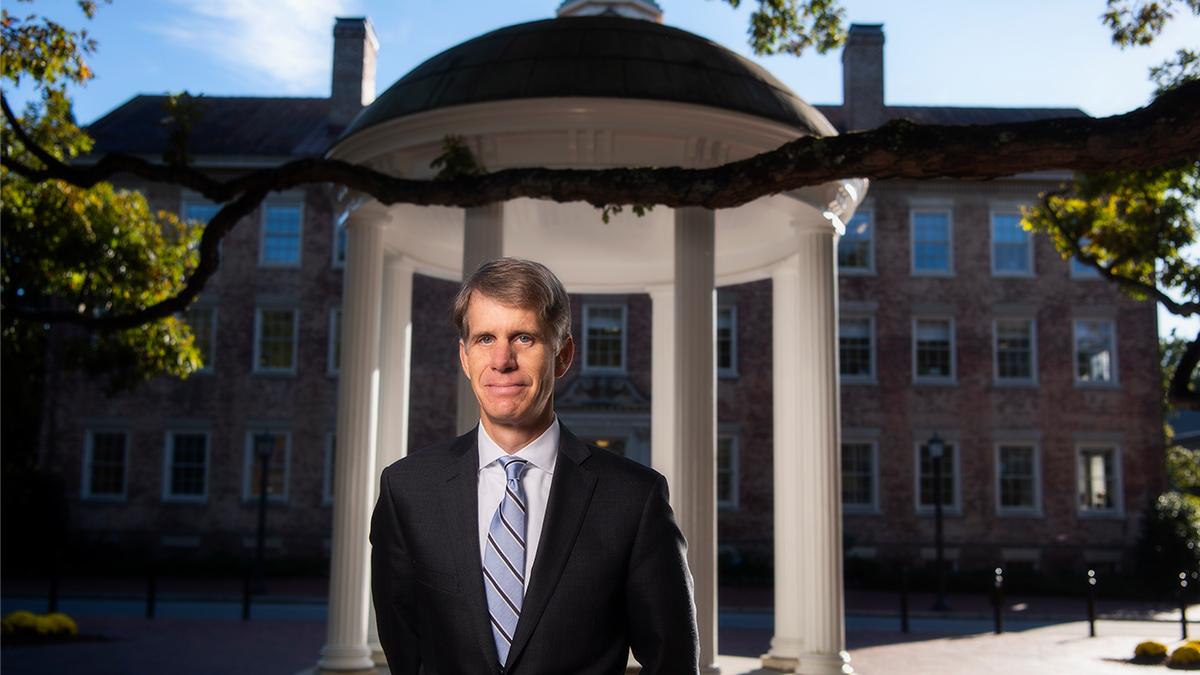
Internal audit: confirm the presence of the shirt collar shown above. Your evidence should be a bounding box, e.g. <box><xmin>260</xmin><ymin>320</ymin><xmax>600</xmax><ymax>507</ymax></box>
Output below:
<box><xmin>477</xmin><ymin>416</ymin><xmax>560</xmax><ymax>475</ymax></box>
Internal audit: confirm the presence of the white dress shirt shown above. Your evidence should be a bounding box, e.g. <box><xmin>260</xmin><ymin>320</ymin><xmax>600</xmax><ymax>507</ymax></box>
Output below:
<box><xmin>476</xmin><ymin>417</ymin><xmax>559</xmax><ymax>585</ymax></box>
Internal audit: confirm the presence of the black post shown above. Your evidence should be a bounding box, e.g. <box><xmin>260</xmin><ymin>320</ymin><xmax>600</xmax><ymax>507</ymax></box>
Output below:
<box><xmin>146</xmin><ymin>562</ymin><xmax>157</xmax><ymax>619</ymax></box>
<box><xmin>253</xmin><ymin>433</ymin><xmax>273</xmax><ymax>596</ymax></box>
<box><xmin>241</xmin><ymin>560</ymin><xmax>252</xmax><ymax>621</ymax></box>
<box><xmin>899</xmin><ymin>565</ymin><xmax>910</xmax><ymax>634</ymax></box>
<box><xmin>992</xmin><ymin>567</ymin><xmax>1004</xmax><ymax>635</ymax></box>
<box><xmin>930</xmin><ymin>433</ymin><xmax>949</xmax><ymax>612</ymax></box>
<box><xmin>1086</xmin><ymin>569</ymin><xmax>1096</xmax><ymax>638</ymax></box>
<box><xmin>1181</xmin><ymin>572</ymin><xmax>1190</xmax><ymax>641</ymax></box>
<box><xmin>47</xmin><ymin>548</ymin><xmax>60</xmax><ymax>613</ymax></box>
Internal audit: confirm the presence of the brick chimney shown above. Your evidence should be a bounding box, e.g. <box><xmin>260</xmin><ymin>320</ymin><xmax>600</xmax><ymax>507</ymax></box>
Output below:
<box><xmin>841</xmin><ymin>23</ymin><xmax>885</xmax><ymax>131</ymax></box>
<box><xmin>330</xmin><ymin>17</ymin><xmax>379</xmax><ymax>128</ymax></box>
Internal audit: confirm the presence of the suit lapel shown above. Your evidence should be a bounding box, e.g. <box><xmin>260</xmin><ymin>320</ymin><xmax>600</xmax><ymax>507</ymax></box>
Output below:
<box><xmin>439</xmin><ymin>429</ymin><xmax>499</xmax><ymax>668</ymax></box>
<box><xmin>504</xmin><ymin>425</ymin><xmax>597</xmax><ymax>671</ymax></box>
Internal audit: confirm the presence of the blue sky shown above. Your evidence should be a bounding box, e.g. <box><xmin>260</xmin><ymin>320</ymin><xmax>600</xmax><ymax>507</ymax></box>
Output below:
<box><xmin>9</xmin><ymin>0</ymin><xmax>1198</xmax><ymax>338</ymax></box>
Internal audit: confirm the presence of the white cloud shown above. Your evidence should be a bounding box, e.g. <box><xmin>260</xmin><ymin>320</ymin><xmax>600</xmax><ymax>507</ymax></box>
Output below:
<box><xmin>156</xmin><ymin>0</ymin><xmax>358</xmax><ymax>93</ymax></box>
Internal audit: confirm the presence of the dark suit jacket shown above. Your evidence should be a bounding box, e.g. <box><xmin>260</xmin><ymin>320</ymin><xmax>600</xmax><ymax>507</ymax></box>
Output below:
<box><xmin>370</xmin><ymin>423</ymin><xmax>700</xmax><ymax>674</ymax></box>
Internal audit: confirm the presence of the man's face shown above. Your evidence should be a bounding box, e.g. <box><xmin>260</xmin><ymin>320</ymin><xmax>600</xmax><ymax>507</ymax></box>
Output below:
<box><xmin>458</xmin><ymin>293</ymin><xmax>574</xmax><ymax>432</ymax></box>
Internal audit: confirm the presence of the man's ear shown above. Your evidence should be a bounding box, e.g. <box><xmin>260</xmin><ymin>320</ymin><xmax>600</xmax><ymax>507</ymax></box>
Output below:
<box><xmin>458</xmin><ymin>339</ymin><xmax>471</xmax><ymax>380</ymax></box>
<box><xmin>554</xmin><ymin>335</ymin><xmax>575</xmax><ymax>378</ymax></box>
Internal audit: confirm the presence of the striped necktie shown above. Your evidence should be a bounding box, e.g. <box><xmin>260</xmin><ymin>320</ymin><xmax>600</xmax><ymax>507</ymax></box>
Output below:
<box><xmin>483</xmin><ymin>456</ymin><xmax>529</xmax><ymax>668</ymax></box>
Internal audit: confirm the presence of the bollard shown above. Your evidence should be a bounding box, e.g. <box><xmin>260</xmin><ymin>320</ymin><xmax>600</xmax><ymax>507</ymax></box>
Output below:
<box><xmin>992</xmin><ymin>567</ymin><xmax>1004</xmax><ymax>635</ymax></box>
<box><xmin>242</xmin><ymin>563</ymin><xmax>252</xmax><ymax>621</ymax></box>
<box><xmin>900</xmin><ymin>566</ymin><xmax>910</xmax><ymax>634</ymax></box>
<box><xmin>1181</xmin><ymin>572</ymin><xmax>1190</xmax><ymax>641</ymax></box>
<box><xmin>146</xmin><ymin>566</ymin><xmax>157</xmax><ymax>619</ymax></box>
<box><xmin>1086</xmin><ymin>569</ymin><xmax>1097</xmax><ymax>638</ymax></box>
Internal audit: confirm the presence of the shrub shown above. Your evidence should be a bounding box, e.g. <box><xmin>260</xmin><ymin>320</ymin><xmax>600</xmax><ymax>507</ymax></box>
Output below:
<box><xmin>1135</xmin><ymin>640</ymin><xmax>1169</xmax><ymax>661</ymax></box>
<box><xmin>1169</xmin><ymin>644</ymin><xmax>1200</xmax><ymax>669</ymax></box>
<box><xmin>1136</xmin><ymin>491</ymin><xmax>1200</xmax><ymax>593</ymax></box>
<box><xmin>1</xmin><ymin>610</ymin><xmax>79</xmax><ymax>642</ymax></box>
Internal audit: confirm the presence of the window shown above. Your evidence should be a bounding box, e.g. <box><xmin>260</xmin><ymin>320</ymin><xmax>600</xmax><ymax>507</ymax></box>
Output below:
<box><xmin>840</xmin><ymin>316</ymin><xmax>874</xmax><ymax>381</ymax></box>
<box><xmin>717</xmin><ymin>434</ymin><xmax>738</xmax><ymax>510</ymax></box>
<box><xmin>185</xmin><ymin>306</ymin><xmax>217</xmax><ymax>372</ymax></box>
<box><xmin>254</xmin><ymin>308</ymin><xmax>298</xmax><ymax>374</ymax></box>
<box><xmin>164</xmin><ymin>431</ymin><xmax>209</xmax><ymax>501</ymax></box>
<box><xmin>913</xmin><ymin>318</ymin><xmax>955</xmax><ymax>383</ymax></box>
<box><xmin>717</xmin><ymin>305</ymin><xmax>737</xmax><ymax>377</ymax></box>
<box><xmin>332</xmin><ymin>211</ymin><xmax>348</xmax><ymax>269</ymax></box>
<box><xmin>583</xmin><ymin>304</ymin><xmax>626</xmax><ymax>372</ymax></box>
<box><xmin>996</xmin><ymin>443</ymin><xmax>1040</xmax><ymax>513</ymax></box>
<box><xmin>841</xmin><ymin>441</ymin><xmax>877</xmax><ymax>511</ymax></box>
<box><xmin>1074</xmin><ymin>319</ymin><xmax>1117</xmax><ymax>384</ymax></box>
<box><xmin>243</xmin><ymin>430</ymin><xmax>290</xmax><ymax>502</ymax></box>
<box><xmin>1077</xmin><ymin>445</ymin><xmax>1121</xmax><ymax>514</ymax></box>
<box><xmin>991</xmin><ymin>211</ymin><xmax>1032</xmax><ymax>276</ymax></box>
<box><xmin>323</xmin><ymin>433</ymin><xmax>335</xmax><ymax>506</ymax></box>
<box><xmin>916</xmin><ymin>439</ymin><xmax>958</xmax><ymax>512</ymax></box>
<box><xmin>83</xmin><ymin>430</ymin><xmax>128</xmax><ymax>500</ymax></box>
<box><xmin>911</xmin><ymin>209</ymin><xmax>952</xmax><ymax>274</ymax></box>
<box><xmin>182</xmin><ymin>201</ymin><xmax>221</xmax><ymax>225</ymax></box>
<box><xmin>590</xmin><ymin>437</ymin><xmax>628</xmax><ymax>457</ymax></box>
<box><xmin>259</xmin><ymin>203</ymin><xmax>303</xmax><ymax>266</ymax></box>
<box><xmin>838</xmin><ymin>210</ymin><xmax>874</xmax><ymax>273</ymax></box>
<box><xmin>1071</xmin><ymin>237</ymin><xmax>1102</xmax><ymax>278</ymax></box>
<box><xmin>328</xmin><ymin>308</ymin><xmax>342</xmax><ymax>376</ymax></box>
<box><xmin>994</xmin><ymin>318</ymin><xmax>1036</xmax><ymax>383</ymax></box>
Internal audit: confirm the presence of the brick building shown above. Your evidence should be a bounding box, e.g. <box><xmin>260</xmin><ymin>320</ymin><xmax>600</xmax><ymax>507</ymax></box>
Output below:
<box><xmin>44</xmin><ymin>12</ymin><xmax>1164</xmax><ymax>580</ymax></box>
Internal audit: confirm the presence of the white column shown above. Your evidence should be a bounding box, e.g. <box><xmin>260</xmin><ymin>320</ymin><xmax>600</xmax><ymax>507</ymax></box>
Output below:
<box><xmin>763</xmin><ymin>232</ymin><xmax>852</xmax><ymax>675</ymax></box>
<box><xmin>320</xmin><ymin>205</ymin><xmax>386</xmax><ymax>675</ymax></box>
<box><xmin>456</xmin><ymin>203</ymin><xmax>504</xmax><ymax>434</ymax></box>
<box><xmin>648</xmin><ymin>286</ymin><xmax>677</xmax><ymax>493</ymax></box>
<box><xmin>674</xmin><ymin>207</ymin><xmax>719</xmax><ymax>674</ymax></box>
<box><xmin>368</xmin><ymin>256</ymin><xmax>415</xmax><ymax>667</ymax></box>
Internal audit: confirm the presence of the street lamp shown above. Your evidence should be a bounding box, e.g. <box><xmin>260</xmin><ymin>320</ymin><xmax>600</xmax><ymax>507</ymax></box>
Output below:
<box><xmin>253</xmin><ymin>431</ymin><xmax>274</xmax><ymax>595</ymax></box>
<box><xmin>928</xmin><ymin>432</ymin><xmax>949</xmax><ymax>611</ymax></box>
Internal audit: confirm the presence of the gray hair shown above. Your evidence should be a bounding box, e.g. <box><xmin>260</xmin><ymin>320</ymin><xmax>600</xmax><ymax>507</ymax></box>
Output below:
<box><xmin>452</xmin><ymin>257</ymin><xmax>572</xmax><ymax>350</ymax></box>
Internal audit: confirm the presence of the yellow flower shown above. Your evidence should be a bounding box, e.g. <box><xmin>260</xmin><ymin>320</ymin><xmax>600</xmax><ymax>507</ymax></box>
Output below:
<box><xmin>1170</xmin><ymin>644</ymin><xmax>1200</xmax><ymax>667</ymax></box>
<box><xmin>1135</xmin><ymin>640</ymin><xmax>1168</xmax><ymax>658</ymax></box>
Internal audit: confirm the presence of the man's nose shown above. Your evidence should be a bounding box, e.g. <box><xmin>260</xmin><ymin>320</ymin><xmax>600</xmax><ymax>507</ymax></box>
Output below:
<box><xmin>490</xmin><ymin>342</ymin><xmax>517</xmax><ymax>371</ymax></box>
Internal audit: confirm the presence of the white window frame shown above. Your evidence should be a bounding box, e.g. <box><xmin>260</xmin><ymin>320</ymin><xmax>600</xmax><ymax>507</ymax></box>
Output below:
<box><xmin>258</xmin><ymin>201</ymin><xmax>304</xmax><ymax>268</ymax></box>
<box><xmin>841</xmin><ymin>437</ymin><xmax>880</xmax><ymax>514</ymax></box>
<box><xmin>328</xmin><ymin>308</ymin><xmax>342</xmax><ymax>377</ymax></box>
<box><xmin>912</xmin><ymin>316</ymin><xmax>957</xmax><ymax>385</ymax></box>
<box><xmin>185</xmin><ymin>305</ymin><xmax>218</xmax><ymax>374</ymax></box>
<box><xmin>838</xmin><ymin>208</ymin><xmax>875</xmax><ymax>275</ymax></box>
<box><xmin>989</xmin><ymin>206</ymin><xmax>1034</xmax><ymax>277</ymax></box>
<box><xmin>1075</xmin><ymin>443</ymin><xmax>1124</xmax><ymax>518</ymax></box>
<box><xmin>914</xmin><ymin>437</ymin><xmax>961</xmax><ymax>515</ymax></box>
<box><xmin>717</xmin><ymin>304</ymin><xmax>738</xmax><ymax>379</ymax></box>
<box><xmin>242</xmin><ymin>430</ymin><xmax>291</xmax><ymax>504</ymax></box>
<box><xmin>82</xmin><ymin>429</ymin><xmax>130</xmax><ymax>502</ymax></box>
<box><xmin>581</xmin><ymin>303</ymin><xmax>627</xmax><ymax>374</ymax></box>
<box><xmin>331</xmin><ymin>210</ymin><xmax>348</xmax><ymax>270</ymax></box>
<box><xmin>253</xmin><ymin>306</ymin><xmax>299</xmax><ymax>375</ymax></box>
<box><xmin>1072</xmin><ymin>318</ymin><xmax>1119</xmax><ymax>387</ymax></box>
<box><xmin>992</xmin><ymin>317</ymin><xmax>1038</xmax><ymax>386</ymax></box>
<box><xmin>839</xmin><ymin>314</ymin><xmax>877</xmax><ymax>384</ymax></box>
<box><xmin>909</xmin><ymin>206</ymin><xmax>955</xmax><ymax>277</ymax></box>
<box><xmin>323</xmin><ymin>431</ymin><xmax>335</xmax><ymax>506</ymax></box>
<box><xmin>994</xmin><ymin>441</ymin><xmax>1042</xmax><ymax>516</ymax></box>
<box><xmin>162</xmin><ymin>429</ymin><xmax>210</xmax><ymax>503</ymax></box>
<box><xmin>716</xmin><ymin>432</ymin><xmax>739</xmax><ymax>511</ymax></box>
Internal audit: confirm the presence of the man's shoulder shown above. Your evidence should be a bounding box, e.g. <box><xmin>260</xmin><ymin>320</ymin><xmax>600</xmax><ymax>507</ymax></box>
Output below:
<box><xmin>574</xmin><ymin>440</ymin><xmax>664</xmax><ymax>494</ymax></box>
<box><xmin>380</xmin><ymin>431</ymin><xmax>473</xmax><ymax>483</ymax></box>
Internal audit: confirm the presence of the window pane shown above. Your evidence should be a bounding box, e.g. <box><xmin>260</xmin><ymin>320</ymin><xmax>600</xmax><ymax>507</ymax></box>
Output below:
<box><xmin>996</xmin><ymin>319</ymin><xmax>1033</xmax><ymax>380</ymax></box>
<box><xmin>262</xmin><ymin>205</ymin><xmax>302</xmax><ymax>264</ymax></box>
<box><xmin>915</xmin><ymin>320</ymin><xmax>952</xmax><ymax>378</ymax></box>
<box><xmin>89</xmin><ymin>432</ymin><xmax>127</xmax><ymax>496</ymax></box>
<box><xmin>170</xmin><ymin>433</ymin><xmax>207</xmax><ymax>497</ymax></box>
<box><xmin>258</xmin><ymin>309</ymin><xmax>296</xmax><ymax>370</ymax></box>
<box><xmin>838</xmin><ymin>212</ymin><xmax>872</xmax><ymax>269</ymax></box>
<box><xmin>1078</xmin><ymin>447</ymin><xmax>1116</xmax><ymax>510</ymax></box>
<box><xmin>998</xmin><ymin>445</ymin><xmax>1035</xmax><ymax>509</ymax></box>
<box><xmin>839</xmin><ymin>318</ymin><xmax>872</xmax><ymax>377</ymax></box>
<box><xmin>184</xmin><ymin>203</ymin><xmax>221</xmax><ymax>224</ymax></box>
<box><xmin>585</xmin><ymin>306</ymin><xmax>624</xmax><ymax>370</ymax></box>
<box><xmin>1072</xmin><ymin>237</ymin><xmax>1102</xmax><ymax>277</ymax></box>
<box><xmin>913</xmin><ymin>212</ymin><xmax>950</xmax><ymax>272</ymax></box>
<box><xmin>993</xmin><ymin>213</ymin><xmax>1030</xmax><ymax>273</ymax></box>
<box><xmin>717</xmin><ymin>307</ymin><xmax>735</xmax><ymax>372</ymax></box>
<box><xmin>717</xmin><ymin>436</ymin><xmax>735</xmax><ymax>505</ymax></box>
<box><xmin>841</xmin><ymin>442</ymin><xmax>874</xmax><ymax>507</ymax></box>
<box><xmin>185</xmin><ymin>307</ymin><xmax>215</xmax><ymax>369</ymax></box>
<box><xmin>248</xmin><ymin>433</ymin><xmax>287</xmax><ymax>498</ymax></box>
<box><xmin>918</xmin><ymin>443</ymin><xmax>955</xmax><ymax>507</ymax></box>
<box><xmin>1075</xmin><ymin>320</ymin><xmax>1114</xmax><ymax>382</ymax></box>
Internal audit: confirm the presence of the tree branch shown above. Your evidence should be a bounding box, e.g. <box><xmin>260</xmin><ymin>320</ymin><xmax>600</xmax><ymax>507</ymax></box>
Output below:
<box><xmin>1169</xmin><ymin>331</ymin><xmax>1200</xmax><ymax>411</ymax></box>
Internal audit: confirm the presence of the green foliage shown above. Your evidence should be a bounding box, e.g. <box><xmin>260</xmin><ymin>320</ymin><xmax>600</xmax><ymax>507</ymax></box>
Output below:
<box><xmin>1102</xmin><ymin>0</ymin><xmax>1200</xmax><ymax>48</ymax></box>
<box><xmin>1151</xmin><ymin>48</ymin><xmax>1200</xmax><ymax>94</ymax></box>
<box><xmin>430</xmin><ymin>134</ymin><xmax>487</xmax><ymax>180</ymax></box>
<box><xmin>1167</xmin><ymin>445</ymin><xmax>1200</xmax><ymax>495</ymax></box>
<box><xmin>1162</xmin><ymin>333</ymin><xmax>1200</xmax><ymax>407</ymax></box>
<box><xmin>721</xmin><ymin>0</ymin><xmax>846</xmax><ymax>56</ymax></box>
<box><xmin>599</xmin><ymin>203</ymin><xmax>654</xmax><ymax>224</ymax></box>
<box><xmin>161</xmin><ymin>91</ymin><xmax>204</xmax><ymax>167</ymax></box>
<box><xmin>1136</xmin><ymin>491</ymin><xmax>1200</xmax><ymax>591</ymax></box>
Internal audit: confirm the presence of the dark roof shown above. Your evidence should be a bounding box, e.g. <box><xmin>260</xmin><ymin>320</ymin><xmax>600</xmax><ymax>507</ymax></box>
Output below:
<box><xmin>87</xmin><ymin>96</ymin><xmax>336</xmax><ymax>158</ymax></box>
<box><xmin>814</xmin><ymin>104</ymin><xmax>1087</xmax><ymax>132</ymax></box>
<box><xmin>339</xmin><ymin>15</ymin><xmax>834</xmax><ymax>139</ymax></box>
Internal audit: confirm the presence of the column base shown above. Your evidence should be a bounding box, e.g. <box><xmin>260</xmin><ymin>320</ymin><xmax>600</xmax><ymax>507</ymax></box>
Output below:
<box><xmin>317</xmin><ymin>644</ymin><xmax>376</xmax><ymax>673</ymax></box>
<box><xmin>760</xmin><ymin>653</ymin><xmax>797</xmax><ymax>671</ymax></box>
<box><xmin>761</xmin><ymin>651</ymin><xmax>853</xmax><ymax>675</ymax></box>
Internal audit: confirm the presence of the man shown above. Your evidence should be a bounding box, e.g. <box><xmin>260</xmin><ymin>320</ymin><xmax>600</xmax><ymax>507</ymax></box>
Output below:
<box><xmin>370</xmin><ymin>257</ymin><xmax>700</xmax><ymax>674</ymax></box>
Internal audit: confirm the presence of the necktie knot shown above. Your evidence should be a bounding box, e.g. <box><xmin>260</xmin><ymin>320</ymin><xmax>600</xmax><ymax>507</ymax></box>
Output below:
<box><xmin>499</xmin><ymin>456</ymin><xmax>529</xmax><ymax>483</ymax></box>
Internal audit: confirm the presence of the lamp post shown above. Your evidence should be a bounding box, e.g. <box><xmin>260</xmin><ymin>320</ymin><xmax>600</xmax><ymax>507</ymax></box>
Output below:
<box><xmin>253</xmin><ymin>431</ymin><xmax>274</xmax><ymax>595</ymax></box>
<box><xmin>928</xmin><ymin>432</ymin><xmax>949</xmax><ymax>611</ymax></box>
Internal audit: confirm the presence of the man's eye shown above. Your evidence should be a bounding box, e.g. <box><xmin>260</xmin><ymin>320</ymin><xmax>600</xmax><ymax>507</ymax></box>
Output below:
<box><xmin>515</xmin><ymin>335</ymin><xmax>533</xmax><ymax>345</ymax></box>
<box><xmin>478</xmin><ymin>335</ymin><xmax>495</xmax><ymax>345</ymax></box>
